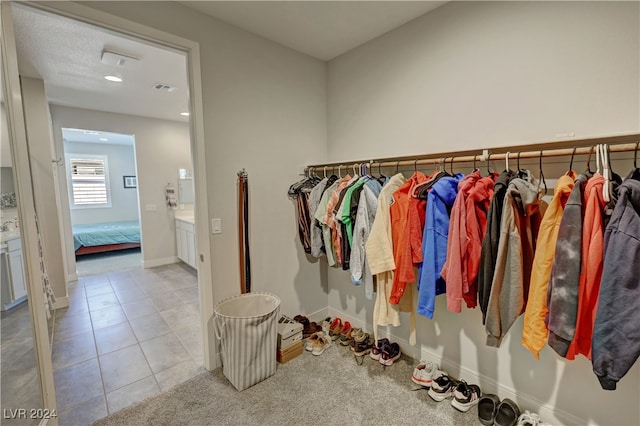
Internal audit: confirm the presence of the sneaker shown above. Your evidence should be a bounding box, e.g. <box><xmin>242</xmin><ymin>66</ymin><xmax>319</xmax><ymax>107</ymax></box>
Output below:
<box><xmin>321</xmin><ymin>317</ymin><xmax>332</xmax><ymax>334</ymax></box>
<box><xmin>369</xmin><ymin>338</ymin><xmax>390</xmax><ymax>360</ymax></box>
<box><xmin>353</xmin><ymin>333</ymin><xmax>375</xmax><ymax>356</ymax></box>
<box><xmin>305</xmin><ymin>331</ymin><xmax>325</xmax><ymax>351</ymax></box>
<box><xmin>338</xmin><ymin>323</ymin><xmax>355</xmax><ymax>346</ymax></box>
<box><xmin>348</xmin><ymin>328</ymin><xmax>364</xmax><ymax>351</ymax></box>
<box><xmin>411</xmin><ymin>360</ymin><xmax>437</xmax><ymax>387</ymax></box>
<box><xmin>311</xmin><ymin>334</ymin><xmax>331</xmax><ymax>356</ymax></box>
<box><xmin>451</xmin><ymin>380</ymin><xmax>482</xmax><ymax>412</ymax></box>
<box><xmin>379</xmin><ymin>342</ymin><xmax>401</xmax><ymax>366</ymax></box>
<box><xmin>329</xmin><ymin>318</ymin><xmax>342</xmax><ymax>340</ymax></box>
<box><xmin>517</xmin><ymin>410</ymin><xmax>549</xmax><ymax>426</ymax></box>
<box><xmin>428</xmin><ymin>374</ymin><xmax>458</xmax><ymax>402</ymax></box>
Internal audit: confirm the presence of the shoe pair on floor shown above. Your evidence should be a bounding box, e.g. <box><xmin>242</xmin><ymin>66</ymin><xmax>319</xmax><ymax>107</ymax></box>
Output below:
<box><xmin>305</xmin><ymin>331</ymin><xmax>331</xmax><ymax>356</ymax></box>
<box><xmin>369</xmin><ymin>338</ymin><xmax>401</xmax><ymax>366</ymax></box>
<box><xmin>427</xmin><ymin>373</ymin><xmax>482</xmax><ymax>413</ymax></box>
<box><xmin>478</xmin><ymin>395</ymin><xmax>549</xmax><ymax>426</ymax></box>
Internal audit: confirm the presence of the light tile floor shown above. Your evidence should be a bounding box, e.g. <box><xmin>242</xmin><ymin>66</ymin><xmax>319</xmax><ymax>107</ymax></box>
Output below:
<box><xmin>0</xmin><ymin>301</ymin><xmax>42</xmax><ymax>426</ymax></box>
<box><xmin>53</xmin><ymin>260</ymin><xmax>204</xmax><ymax>425</ymax></box>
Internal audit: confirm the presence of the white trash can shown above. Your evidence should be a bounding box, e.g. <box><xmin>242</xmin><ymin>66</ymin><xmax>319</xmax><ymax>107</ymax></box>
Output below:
<box><xmin>214</xmin><ymin>292</ymin><xmax>281</xmax><ymax>391</ymax></box>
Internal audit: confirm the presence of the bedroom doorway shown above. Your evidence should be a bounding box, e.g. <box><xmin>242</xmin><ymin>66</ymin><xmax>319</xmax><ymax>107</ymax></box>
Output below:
<box><xmin>61</xmin><ymin>128</ymin><xmax>142</xmax><ymax>277</ymax></box>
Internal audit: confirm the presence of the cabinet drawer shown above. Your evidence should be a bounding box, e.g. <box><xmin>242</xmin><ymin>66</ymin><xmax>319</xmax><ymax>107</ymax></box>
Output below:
<box><xmin>7</xmin><ymin>238</ymin><xmax>22</xmax><ymax>252</ymax></box>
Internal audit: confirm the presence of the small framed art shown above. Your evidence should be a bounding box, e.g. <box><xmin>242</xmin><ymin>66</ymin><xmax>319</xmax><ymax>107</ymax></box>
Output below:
<box><xmin>123</xmin><ymin>176</ymin><xmax>137</xmax><ymax>188</ymax></box>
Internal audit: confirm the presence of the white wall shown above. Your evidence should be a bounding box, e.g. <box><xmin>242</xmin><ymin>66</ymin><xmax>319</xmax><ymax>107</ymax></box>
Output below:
<box><xmin>64</xmin><ymin>141</ymin><xmax>139</xmax><ymax>225</ymax></box>
<box><xmin>327</xmin><ymin>2</ymin><xmax>639</xmax><ymax>426</ymax></box>
<box><xmin>50</xmin><ymin>105</ymin><xmax>191</xmax><ymax>269</ymax></box>
<box><xmin>51</xmin><ymin>2</ymin><xmax>329</xmax><ymax>323</ymax></box>
<box><xmin>20</xmin><ymin>77</ymin><xmax>67</xmax><ymax>303</ymax></box>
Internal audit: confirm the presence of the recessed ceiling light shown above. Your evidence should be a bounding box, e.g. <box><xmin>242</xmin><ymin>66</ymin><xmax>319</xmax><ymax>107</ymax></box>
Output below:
<box><xmin>180</xmin><ymin>112</ymin><xmax>189</xmax><ymax>116</ymax></box>
<box><xmin>104</xmin><ymin>75</ymin><xmax>123</xmax><ymax>83</ymax></box>
<box><xmin>99</xmin><ymin>138</ymin><xmax>108</xmax><ymax>141</ymax></box>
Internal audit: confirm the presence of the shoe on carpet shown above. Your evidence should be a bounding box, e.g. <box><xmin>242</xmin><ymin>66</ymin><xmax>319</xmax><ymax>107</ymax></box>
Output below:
<box><xmin>478</xmin><ymin>394</ymin><xmax>501</xmax><ymax>426</ymax></box>
<box><xmin>379</xmin><ymin>342</ymin><xmax>401</xmax><ymax>366</ymax></box>
<box><xmin>411</xmin><ymin>360</ymin><xmax>438</xmax><ymax>387</ymax></box>
<box><xmin>349</xmin><ymin>328</ymin><xmax>364</xmax><ymax>351</ymax></box>
<box><xmin>321</xmin><ymin>317</ymin><xmax>332</xmax><ymax>334</ymax></box>
<box><xmin>305</xmin><ymin>331</ymin><xmax>325</xmax><ymax>351</ymax></box>
<box><xmin>329</xmin><ymin>318</ymin><xmax>343</xmax><ymax>340</ymax></box>
<box><xmin>495</xmin><ymin>398</ymin><xmax>521</xmax><ymax>426</ymax></box>
<box><xmin>517</xmin><ymin>410</ymin><xmax>548</xmax><ymax>426</ymax></box>
<box><xmin>369</xmin><ymin>338</ymin><xmax>390</xmax><ymax>361</ymax></box>
<box><xmin>311</xmin><ymin>334</ymin><xmax>331</xmax><ymax>356</ymax></box>
<box><xmin>428</xmin><ymin>374</ymin><xmax>459</xmax><ymax>402</ymax></box>
<box><xmin>337</xmin><ymin>322</ymin><xmax>353</xmax><ymax>345</ymax></box>
<box><xmin>353</xmin><ymin>333</ymin><xmax>375</xmax><ymax>356</ymax></box>
<box><xmin>451</xmin><ymin>380</ymin><xmax>482</xmax><ymax>412</ymax></box>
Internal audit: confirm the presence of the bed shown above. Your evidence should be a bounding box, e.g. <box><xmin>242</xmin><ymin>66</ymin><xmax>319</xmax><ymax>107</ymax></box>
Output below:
<box><xmin>73</xmin><ymin>220</ymin><xmax>141</xmax><ymax>256</ymax></box>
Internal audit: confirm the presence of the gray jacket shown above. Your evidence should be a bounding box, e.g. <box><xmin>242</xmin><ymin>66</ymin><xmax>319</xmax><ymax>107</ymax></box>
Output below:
<box><xmin>486</xmin><ymin>177</ymin><xmax>542</xmax><ymax>347</ymax></box>
<box><xmin>592</xmin><ymin>178</ymin><xmax>640</xmax><ymax>390</ymax></box>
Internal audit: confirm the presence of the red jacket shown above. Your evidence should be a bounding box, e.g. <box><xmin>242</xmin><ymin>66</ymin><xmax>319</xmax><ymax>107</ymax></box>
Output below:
<box><xmin>567</xmin><ymin>174</ymin><xmax>606</xmax><ymax>360</ymax></box>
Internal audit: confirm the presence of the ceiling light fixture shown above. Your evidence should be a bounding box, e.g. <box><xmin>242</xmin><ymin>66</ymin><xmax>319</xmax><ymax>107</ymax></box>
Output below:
<box><xmin>99</xmin><ymin>138</ymin><xmax>108</xmax><ymax>141</ymax></box>
<box><xmin>104</xmin><ymin>75</ymin><xmax>123</xmax><ymax>83</ymax></box>
<box><xmin>180</xmin><ymin>112</ymin><xmax>190</xmax><ymax>116</ymax></box>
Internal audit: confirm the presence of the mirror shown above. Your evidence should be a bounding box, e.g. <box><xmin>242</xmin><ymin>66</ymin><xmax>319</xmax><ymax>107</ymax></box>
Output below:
<box><xmin>0</xmin><ymin>100</ymin><xmax>44</xmax><ymax>416</ymax></box>
<box><xmin>178</xmin><ymin>168</ymin><xmax>194</xmax><ymax>204</ymax></box>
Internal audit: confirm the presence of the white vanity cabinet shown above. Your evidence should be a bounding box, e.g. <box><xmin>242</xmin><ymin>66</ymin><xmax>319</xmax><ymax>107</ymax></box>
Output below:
<box><xmin>1</xmin><ymin>235</ymin><xmax>28</xmax><ymax>311</ymax></box>
<box><xmin>175</xmin><ymin>218</ymin><xmax>196</xmax><ymax>269</ymax></box>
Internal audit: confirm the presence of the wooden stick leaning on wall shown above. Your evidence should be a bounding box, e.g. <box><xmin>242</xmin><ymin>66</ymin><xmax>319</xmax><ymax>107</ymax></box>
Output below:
<box><xmin>305</xmin><ymin>133</ymin><xmax>640</xmax><ymax>174</ymax></box>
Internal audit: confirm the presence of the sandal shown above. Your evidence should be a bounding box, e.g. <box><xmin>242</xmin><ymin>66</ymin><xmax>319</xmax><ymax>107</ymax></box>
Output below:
<box><xmin>478</xmin><ymin>394</ymin><xmax>500</xmax><ymax>426</ymax></box>
<box><xmin>305</xmin><ymin>331</ymin><xmax>324</xmax><ymax>351</ymax></box>
<box><xmin>311</xmin><ymin>334</ymin><xmax>331</xmax><ymax>356</ymax></box>
<box><xmin>495</xmin><ymin>398</ymin><xmax>521</xmax><ymax>426</ymax></box>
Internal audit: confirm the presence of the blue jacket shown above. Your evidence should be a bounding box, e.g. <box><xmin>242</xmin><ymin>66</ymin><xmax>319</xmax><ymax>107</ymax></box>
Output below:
<box><xmin>417</xmin><ymin>174</ymin><xmax>463</xmax><ymax>319</ymax></box>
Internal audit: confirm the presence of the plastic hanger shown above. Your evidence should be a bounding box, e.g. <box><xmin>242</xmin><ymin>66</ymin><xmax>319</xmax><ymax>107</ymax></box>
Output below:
<box><xmin>585</xmin><ymin>145</ymin><xmax>594</xmax><ymax>175</ymax></box>
<box><xmin>601</xmin><ymin>144</ymin><xmax>611</xmax><ymax>203</ymax></box>
<box><xmin>631</xmin><ymin>142</ymin><xmax>640</xmax><ymax>180</ymax></box>
<box><xmin>505</xmin><ymin>151</ymin><xmax>510</xmax><ymax>171</ymax></box>
<box><xmin>449</xmin><ymin>157</ymin><xmax>455</xmax><ymax>175</ymax></box>
<box><xmin>486</xmin><ymin>153</ymin><xmax>493</xmax><ymax>175</ymax></box>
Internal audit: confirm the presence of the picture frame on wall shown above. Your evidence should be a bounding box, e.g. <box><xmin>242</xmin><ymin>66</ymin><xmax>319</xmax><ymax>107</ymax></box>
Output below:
<box><xmin>123</xmin><ymin>175</ymin><xmax>137</xmax><ymax>188</ymax></box>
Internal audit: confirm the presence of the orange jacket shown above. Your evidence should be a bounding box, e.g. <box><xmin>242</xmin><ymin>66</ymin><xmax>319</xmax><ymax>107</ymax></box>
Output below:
<box><xmin>521</xmin><ymin>172</ymin><xmax>575</xmax><ymax>359</ymax></box>
<box><xmin>567</xmin><ymin>174</ymin><xmax>606</xmax><ymax>360</ymax></box>
<box><xmin>389</xmin><ymin>171</ymin><xmax>427</xmax><ymax>304</ymax></box>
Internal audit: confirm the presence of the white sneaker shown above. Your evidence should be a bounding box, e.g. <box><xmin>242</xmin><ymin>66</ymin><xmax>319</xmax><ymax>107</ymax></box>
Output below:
<box><xmin>517</xmin><ymin>410</ymin><xmax>550</xmax><ymax>426</ymax></box>
<box><xmin>311</xmin><ymin>334</ymin><xmax>331</xmax><ymax>356</ymax></box>
<box><xmin>411</xmin><ymin>360</ymin><xmax>446</xmax><ymax>387</ymax></box>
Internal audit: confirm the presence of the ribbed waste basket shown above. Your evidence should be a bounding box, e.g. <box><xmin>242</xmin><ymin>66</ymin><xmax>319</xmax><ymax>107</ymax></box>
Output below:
<box><xmin>214</xmin><ymin>292</ymin><xmax>281</xmax><ymax>391</ymax></box>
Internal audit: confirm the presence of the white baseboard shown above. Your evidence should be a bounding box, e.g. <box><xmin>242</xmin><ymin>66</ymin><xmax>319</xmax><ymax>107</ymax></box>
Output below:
<box><xmin>52</xmin><ymin>296</ymin><xmax>69</xmax><ymax>310</ymax></box>
<box><xmin>143</xmin><ymin>256</ymin><xmax>179</xmax><ymax>268</ymax></box>
<box><xmin>307</xmin><ymin>306</ymin><xmax>330</xmax><ymax>324</ymax></box>
<box><xmin>329</xmin><ymin>307</ymin><xmax>585</xmax><ymax>426</ymax></box>
<box><xmin>66</xmin><ymin>272</ymin><xmax>78</xmax><ymax>283</ymax></box>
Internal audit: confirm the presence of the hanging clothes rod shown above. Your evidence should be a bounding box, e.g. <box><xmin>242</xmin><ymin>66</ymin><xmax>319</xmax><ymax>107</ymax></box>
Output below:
<box><xmin>305</xmin><ymin>132</ymin><xmax>640</xmax><ymax>173</ymax></box>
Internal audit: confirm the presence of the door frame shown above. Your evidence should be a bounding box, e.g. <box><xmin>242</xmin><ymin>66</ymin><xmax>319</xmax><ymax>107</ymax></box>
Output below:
<box><xmin>8</xmin><ymin>0</ymin><xmax>215</xmax><ymax>375</ymax></box>
<box><xmin>1</xmin><ymin>1</ymin><xmax>58</xmax><ymax>417</ymax></box>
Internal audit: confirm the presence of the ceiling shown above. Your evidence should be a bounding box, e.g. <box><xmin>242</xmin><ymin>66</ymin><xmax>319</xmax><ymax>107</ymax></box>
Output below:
<box><xmin>11</xmin><ymin>5</ymin><xmax>190</xmax><ymax>124</ymax></box>
<box><xmin>62</xmin><ymin>128</ymin><xmax>135</xmax><ymax>146</ymax></box>
<box><xmin>182</xmin><ymin>1</ymin><xmax>446</xmax><ymax>61</ymax></box>
<box><xmin>10</xmin><ymin>2</ymin><xmax>445</xmax><ymax>127</ymax></box>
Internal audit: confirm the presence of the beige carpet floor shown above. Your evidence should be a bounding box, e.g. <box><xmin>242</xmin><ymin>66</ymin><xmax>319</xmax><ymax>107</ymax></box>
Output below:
<box><xmin>91</xmin><ymin>340</ymin><xmax>481</xmax><ymax>425</ymax></box>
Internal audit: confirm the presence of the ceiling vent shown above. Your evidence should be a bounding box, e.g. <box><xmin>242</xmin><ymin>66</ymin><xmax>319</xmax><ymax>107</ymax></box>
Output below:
<box><xmin>101</xmin><ymin>50</ymin><xmax>140</xmax><ymax>67</ymax></box>
<box><xmin>152</xmin><ymin>83</ymin><xmax>178</xmax><ymax>93</ymax></box>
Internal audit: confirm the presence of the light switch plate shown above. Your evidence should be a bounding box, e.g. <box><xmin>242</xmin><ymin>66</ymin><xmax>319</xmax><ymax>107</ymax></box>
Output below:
<box><xmin>211</xmin><ymin>218</ymin><xmax>222</xmax><ymax>234</ymax></box>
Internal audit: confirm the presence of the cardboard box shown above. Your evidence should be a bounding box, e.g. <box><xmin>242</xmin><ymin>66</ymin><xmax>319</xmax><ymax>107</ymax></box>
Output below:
<box><xmin>277</xmin><ymin>340</ymin><xmax>303</xmax><ymax>364</ymax></box>
<box><xmin>277</xmin><ymin>315</ymin><xmax>303</xmax><ymax>349</ymax></box>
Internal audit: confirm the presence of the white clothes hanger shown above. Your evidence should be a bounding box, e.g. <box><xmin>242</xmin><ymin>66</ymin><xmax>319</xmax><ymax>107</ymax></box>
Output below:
<box><xmin>505</xmin><ymin>151</ymin><xmax>510</xmax><ymax>171</ymax></box>
<box><xmin>601</xmin><ymin>144</ymin><xmax>611</xmax><ymax>203</ymax></box>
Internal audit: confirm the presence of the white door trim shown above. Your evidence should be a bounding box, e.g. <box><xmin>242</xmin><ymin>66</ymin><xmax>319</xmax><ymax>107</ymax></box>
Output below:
<box><xmin>12</xmin><ymin>0</ymin><xmax>216</xmax><ymax>375</ymax></box>
<box><xmin>1</xmin><ymin>1</ymin><xmax>58</xmax><ymax>419</ymax></box>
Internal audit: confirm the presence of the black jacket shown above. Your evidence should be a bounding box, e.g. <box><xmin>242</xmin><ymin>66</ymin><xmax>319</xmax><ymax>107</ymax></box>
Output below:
<box><xmin>592</xmin><ymin>178</ymin><xmax>640</xmax><ymax>390</ymax></box>
<box><xmin>478</xmin><ymin>170</ymin><xmax>515</xmax><ymax>324</ymax></box>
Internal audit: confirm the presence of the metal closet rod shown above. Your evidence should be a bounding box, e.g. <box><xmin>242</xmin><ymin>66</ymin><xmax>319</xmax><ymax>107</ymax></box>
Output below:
<box><xmin>305</xmin><ymin>133</ymin><xmax>640</xmax><ymax>173</ymax></box>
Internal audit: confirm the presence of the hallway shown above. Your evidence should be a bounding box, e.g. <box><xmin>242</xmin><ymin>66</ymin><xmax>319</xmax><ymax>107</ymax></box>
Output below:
<box><xmin>51</xmin><ymin>261</ymin><xmax>203</xmax><ymax>425</ymax></box>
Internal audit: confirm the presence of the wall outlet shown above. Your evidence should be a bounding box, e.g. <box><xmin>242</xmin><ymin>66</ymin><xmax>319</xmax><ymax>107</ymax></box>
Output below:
<box><xmin>145</xmin><ymin>204</ymin><xmax>157</xmax><ymax>212</ymax></box>
<box><xmin>211</xmin><ymin>218</ymin><xmax>222</xmax><ymax>234</ymax></box>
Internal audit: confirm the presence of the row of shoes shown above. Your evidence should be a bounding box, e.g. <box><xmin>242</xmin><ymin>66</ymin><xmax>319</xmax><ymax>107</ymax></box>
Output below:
<box><xmin>412</xmin><ymin>360</ymin><xmax>550</xmax><ymax>426</ymax></box>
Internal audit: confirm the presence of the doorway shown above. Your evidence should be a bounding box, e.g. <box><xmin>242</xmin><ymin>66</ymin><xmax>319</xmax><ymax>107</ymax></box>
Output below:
<box><xmin>4</xmin><ymin>1</ymin><xmax>212</xmax><ymax>423</ymax></box>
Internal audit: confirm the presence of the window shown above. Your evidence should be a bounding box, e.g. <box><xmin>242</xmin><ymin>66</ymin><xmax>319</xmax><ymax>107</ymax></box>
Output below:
<box><xmin>67</xmin><ymin>154</ymin><xmax>111</xmax><ymax>208</ymax></box>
